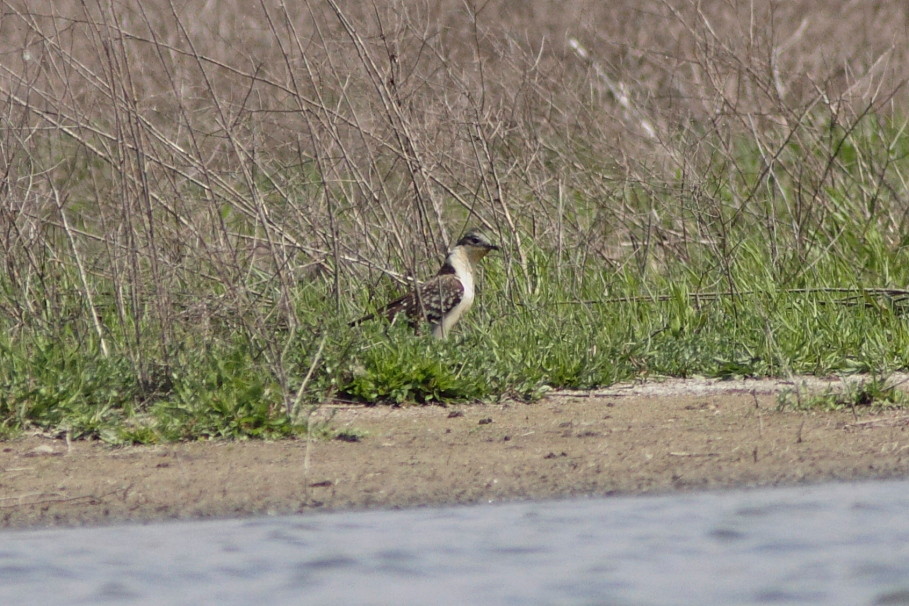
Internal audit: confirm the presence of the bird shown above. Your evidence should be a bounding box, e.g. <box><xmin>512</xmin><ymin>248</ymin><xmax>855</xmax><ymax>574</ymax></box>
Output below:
<box><xmin>350</xmin><ymin>229</ymin><xmax>500</xmax><ymax>338</ymax></box>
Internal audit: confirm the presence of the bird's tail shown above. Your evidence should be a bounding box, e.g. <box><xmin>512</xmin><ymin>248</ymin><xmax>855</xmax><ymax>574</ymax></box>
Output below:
<box><xmin>347</xmin><ymin>313</ymin><xmax>375</xmax><ymax>328</ymax></box>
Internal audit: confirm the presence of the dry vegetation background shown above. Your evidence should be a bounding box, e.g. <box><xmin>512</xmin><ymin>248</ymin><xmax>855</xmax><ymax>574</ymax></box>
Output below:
<box><xmin>2</xmin><ymin>1</ymin><xmax>909</xmax><ymax>429</ymax></box>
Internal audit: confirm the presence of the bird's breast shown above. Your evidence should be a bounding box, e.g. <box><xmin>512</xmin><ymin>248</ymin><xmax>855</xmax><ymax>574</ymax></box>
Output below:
<box><xmin>433</xmin><ymin>268</ymin><xmax>474</xmax><ymax>338</ymax></box>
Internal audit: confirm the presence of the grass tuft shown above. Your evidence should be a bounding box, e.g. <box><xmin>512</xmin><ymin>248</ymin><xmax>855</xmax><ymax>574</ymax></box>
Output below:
<box><xmin>778</xmin><ymin>376</ymin><xmax>909</xmax><ymax>411</ymax></box>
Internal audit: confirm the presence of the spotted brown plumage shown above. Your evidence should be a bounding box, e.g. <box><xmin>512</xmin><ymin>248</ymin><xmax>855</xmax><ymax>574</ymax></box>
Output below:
<box><xmin>350</xmin><ymin>229</ymin><xmax>499</xmax><ymax>338</ymax></box>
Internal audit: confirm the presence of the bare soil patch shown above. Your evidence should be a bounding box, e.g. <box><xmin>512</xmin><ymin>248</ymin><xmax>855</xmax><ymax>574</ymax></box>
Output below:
<box><xmin>3</xmin><ymin>376</ymin><xmax>909</xmax><ymax>528</ymax></box>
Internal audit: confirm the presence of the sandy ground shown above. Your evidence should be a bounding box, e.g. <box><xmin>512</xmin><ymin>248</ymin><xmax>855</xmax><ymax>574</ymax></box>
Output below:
<box><xmin>2</xmin><ymin>376</ymin><xmax>909</xmax><ymax>528</ymax></box>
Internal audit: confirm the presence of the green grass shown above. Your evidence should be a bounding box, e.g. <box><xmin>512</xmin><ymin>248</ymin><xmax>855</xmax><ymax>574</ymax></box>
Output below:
<box><xmin>0</xmin><ymin>335</ymin><xmax>305</xmax><ymax>444</ymax></box>
<box><xmin>777</xmin><ymin>375</ymin><xmax>909</xmax><ymax>411</ymax></box>
<box><xmin>4</xmin><ymin>230</ymin><xmax>909</xmax><ymax>444</ymax></box>
<box><xmin>6</xmin><ymin>114</ymin><xmax>909</xmax><ymax>442</ymax></box>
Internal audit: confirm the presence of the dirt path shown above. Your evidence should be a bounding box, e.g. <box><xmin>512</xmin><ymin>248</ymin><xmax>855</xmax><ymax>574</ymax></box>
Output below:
<box><xmin>3</xmin><ymin>376</ymin><xmax>909</xmax><ymax>528</ymax></box>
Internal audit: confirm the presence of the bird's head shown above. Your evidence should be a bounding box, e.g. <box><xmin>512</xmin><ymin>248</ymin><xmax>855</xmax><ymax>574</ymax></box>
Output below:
<box><xmin>455</xmin><ymin>229</ymin><xmax>500</xmax><ymax>263</ymax></box>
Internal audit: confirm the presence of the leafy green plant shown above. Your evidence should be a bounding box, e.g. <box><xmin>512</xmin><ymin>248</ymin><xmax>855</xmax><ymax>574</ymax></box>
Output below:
<box><xmin>339</xmin><ymin>331</ymin><xmax>487</xmax><ymax>404</ymax></box>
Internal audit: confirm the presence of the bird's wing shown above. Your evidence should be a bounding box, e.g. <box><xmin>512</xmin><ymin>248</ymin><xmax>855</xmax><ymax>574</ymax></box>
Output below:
<box><xmin>349</xmin><ymin>275</ymin><xmax>464</xmax><ymax>328</ymax></box>
<box><xmin>378</xmin><ymin>274</ymin><xmax>464</xmax><ymax>324</ymax></box>
<box><xmin>411</xmin><ymin>274</ymin><xmax>464</xmax><ymax>325</ymax></box>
